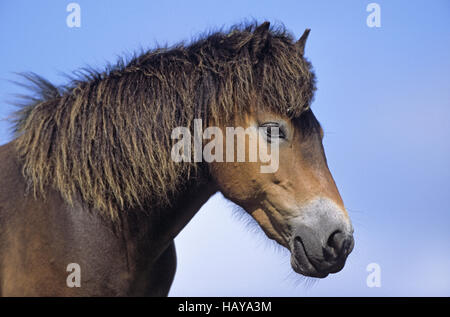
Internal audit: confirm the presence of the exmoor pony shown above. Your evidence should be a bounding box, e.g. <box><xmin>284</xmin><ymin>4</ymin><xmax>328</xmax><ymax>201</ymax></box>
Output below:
<box><xmin>0</xmin><ymin>22</ymin><xmax>353</xmax><ymax>296</ymax></box>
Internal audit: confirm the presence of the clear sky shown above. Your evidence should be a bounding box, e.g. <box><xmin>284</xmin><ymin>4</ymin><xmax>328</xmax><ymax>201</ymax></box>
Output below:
<box><xmin>1</xmin><ymin>1</ymin><xmax>449</xmax><ymax>296</ymax></box>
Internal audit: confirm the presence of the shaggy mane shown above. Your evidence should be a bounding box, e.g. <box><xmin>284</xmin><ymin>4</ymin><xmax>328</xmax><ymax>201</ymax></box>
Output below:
<box><xmin>11</xmin><ymin>22</ymin><xmax>316</xmax><ymax>219</ymax></box>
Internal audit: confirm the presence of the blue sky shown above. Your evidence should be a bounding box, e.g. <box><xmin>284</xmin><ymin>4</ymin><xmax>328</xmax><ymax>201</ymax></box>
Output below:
<box><xmin>1</xmin><ymin>1</ymin><xmax>449</xmax><ymax>296</ymax></box>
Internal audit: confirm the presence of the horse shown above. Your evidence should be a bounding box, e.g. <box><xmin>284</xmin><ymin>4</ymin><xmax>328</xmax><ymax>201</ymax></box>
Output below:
<box><xmin>0</xmin><ymin>21</ymin><xmax>354</xmax><ymax>296</ymax></box>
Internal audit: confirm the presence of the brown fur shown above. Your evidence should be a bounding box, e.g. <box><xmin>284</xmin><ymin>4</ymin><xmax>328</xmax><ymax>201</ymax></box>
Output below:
<box><xmin>0</xmin><ymin>22</ymin><xmax>354</xmax><ymax>295</ymax></box>
<box><xmin>11</xmin><ymin>22</ymin><xmax>316</xmax><ymax>219</ymax></box>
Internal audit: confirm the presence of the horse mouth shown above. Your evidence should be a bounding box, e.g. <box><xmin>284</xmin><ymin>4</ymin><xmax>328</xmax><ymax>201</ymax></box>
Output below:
<box><xmin>290</xmin><ymin>234</ymin><xmax>353</xmax><ymax>278</ymax></box>
<box><xmin>290</xmin><ymin>236</ymin><xmax>330</xmax><ymax>278</ymax></box>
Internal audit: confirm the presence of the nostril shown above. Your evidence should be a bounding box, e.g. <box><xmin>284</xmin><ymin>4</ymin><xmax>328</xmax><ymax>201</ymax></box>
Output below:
<box><xmin>323</xmin><ymin>230</ymin><xmax>340</xmax><ymax>260</ymax></box>
<box><xmin>327</xmin><ymin>230</ymin><xmax>343</xmax><ymax>249</ymax></box>
<box><xmin>325</xmin><ymin>230</ymin><xmax>354</xmax><ymax>258</ymax></box>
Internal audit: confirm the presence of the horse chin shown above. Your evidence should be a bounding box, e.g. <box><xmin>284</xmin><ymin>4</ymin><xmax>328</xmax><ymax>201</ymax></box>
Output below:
<box><xmin>288</xmin><ymin>236</ymin><xmax>349</xmax><ymax>278</ymax></box>
<box><xmin>290</xmin><ymin>251</ymin><xmax>329</xmax><ymax>279</ymax></box>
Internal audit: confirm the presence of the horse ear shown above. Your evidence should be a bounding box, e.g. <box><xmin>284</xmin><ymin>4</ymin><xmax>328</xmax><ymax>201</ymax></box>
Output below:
<box><xmin>254</xmin><ymin>21</ymin><xmax>271</xmax><ymax>35</ymax></box>
<box><xmin>296</xmin><ymin>28</ymin><xmax>311</xmax><ymax>55</ymax></box>
<box><xmin>251</xmin><ymin>22</ymin><xmax>271</xmax><ymax>59</ymax></box>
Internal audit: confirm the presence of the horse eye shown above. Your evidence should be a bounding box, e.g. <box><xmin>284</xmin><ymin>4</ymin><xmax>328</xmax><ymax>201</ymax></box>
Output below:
<box><xmin>260</xmin><ymin>122</ymin><xmax>286</xmax><ymax>139</ymax></box>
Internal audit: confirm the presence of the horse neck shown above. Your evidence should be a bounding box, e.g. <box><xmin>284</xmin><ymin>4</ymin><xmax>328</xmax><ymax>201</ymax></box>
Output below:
<box><xmin>120</xmin><ymin>172</ymin><xmax>218</xmax><ymax>259</ymax></box>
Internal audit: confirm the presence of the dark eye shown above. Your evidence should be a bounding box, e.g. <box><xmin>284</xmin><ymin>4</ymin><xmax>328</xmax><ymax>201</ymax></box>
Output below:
<box><xmin>260</xmin><ymin>122</ymin><xmax>286</xmax><ymax>140</ymax></box>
